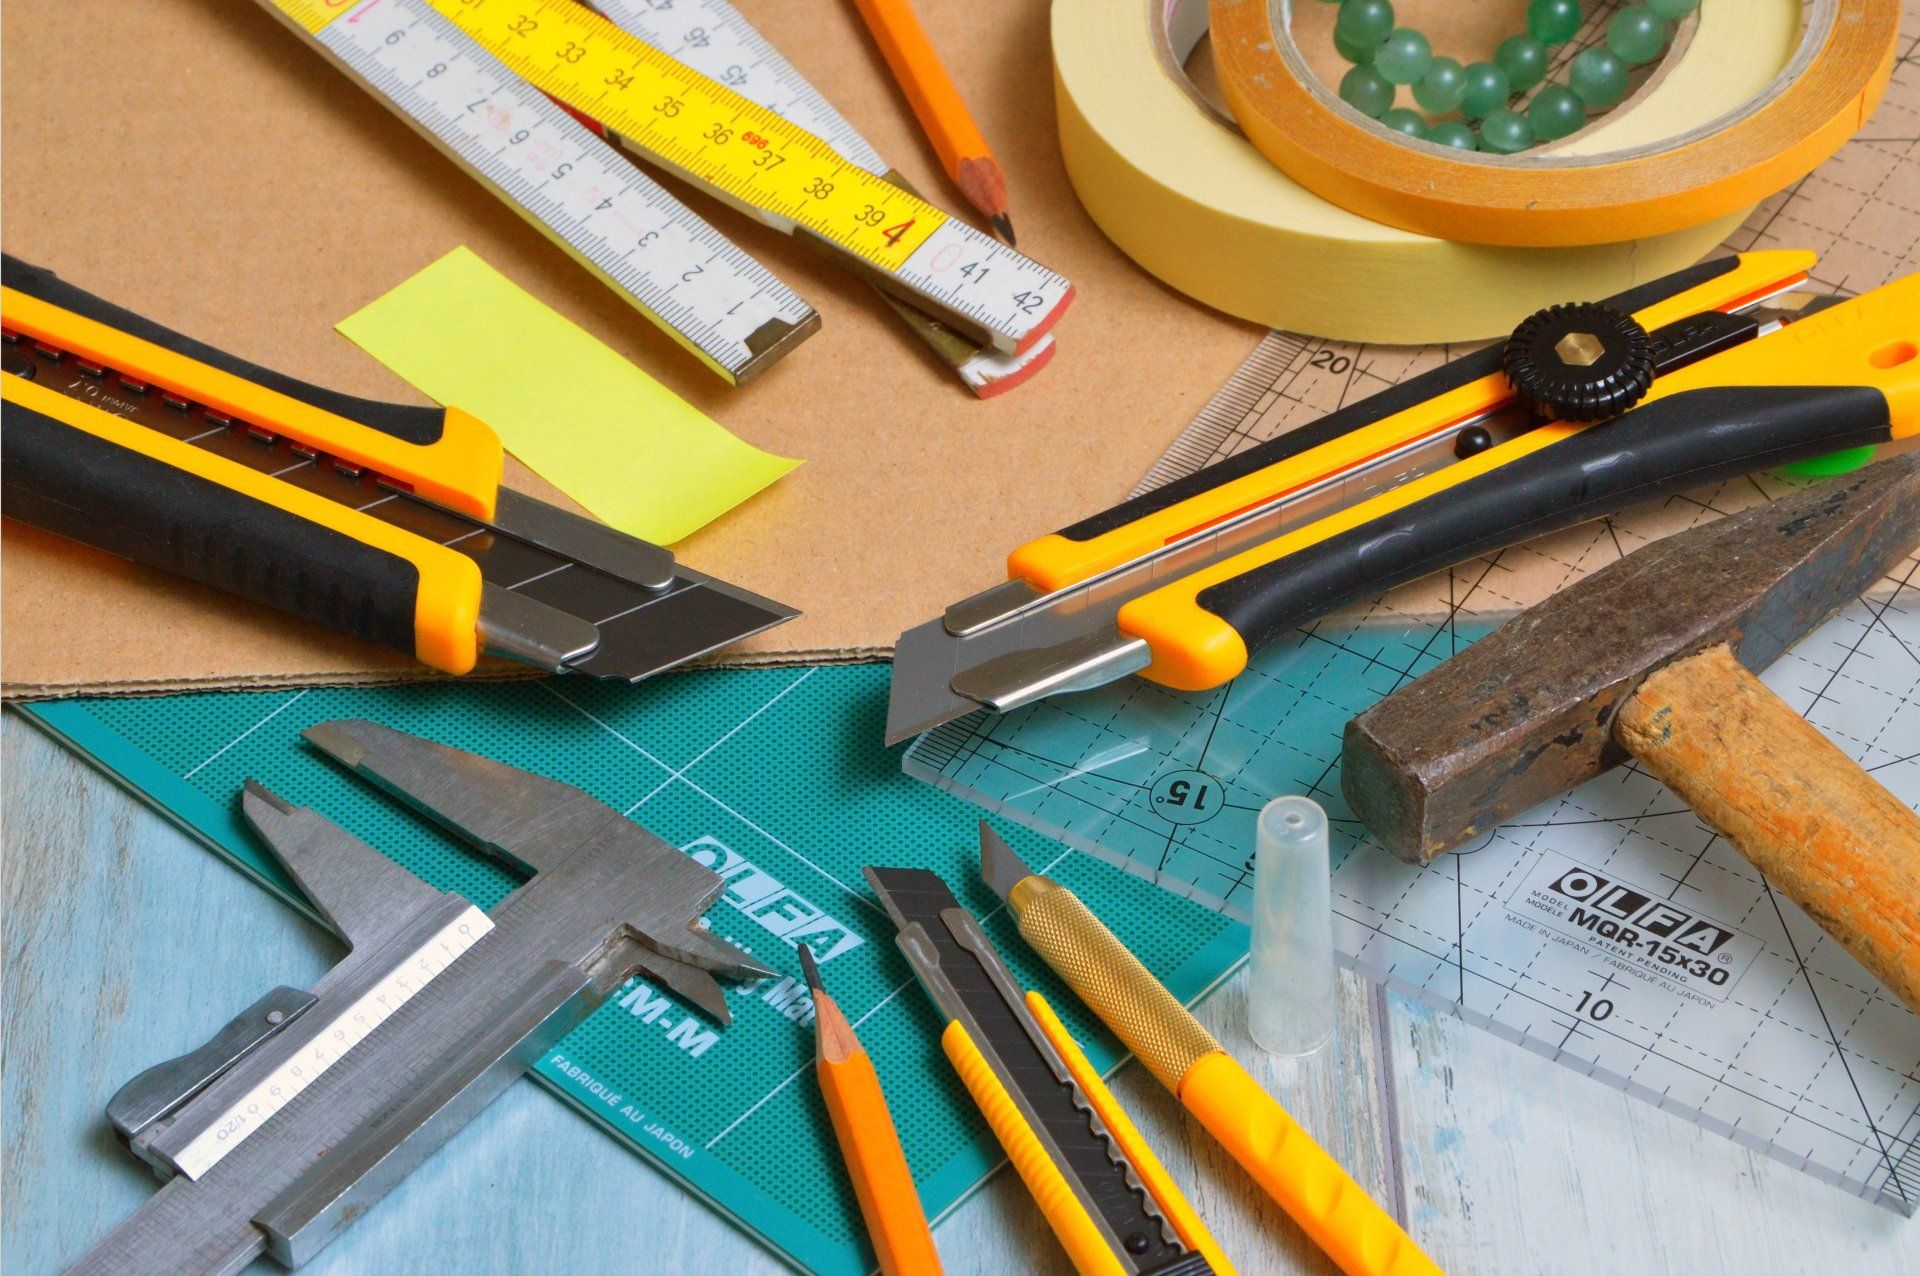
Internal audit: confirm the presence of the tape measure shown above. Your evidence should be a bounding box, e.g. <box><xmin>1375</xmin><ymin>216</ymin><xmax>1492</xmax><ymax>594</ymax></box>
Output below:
<box><xmin>422</xmin><ymin>0</ymin><xmax>1073</xmax><ymax>354</ymax></box>
<box><xmin>261</xmin><ymin>0</ymin><xmax>817</xmax><ymax>384</ymax></box>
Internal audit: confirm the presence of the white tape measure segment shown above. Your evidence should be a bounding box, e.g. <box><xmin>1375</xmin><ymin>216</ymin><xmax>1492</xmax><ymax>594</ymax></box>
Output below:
<box><xmin>260</xmin><ymin>0</ymin><xmax>817</xmax><ymax>383</ymax></box>
<box><xmin>173</xmin><ymin>903</ymin><xmax>493</xmax><ymax>1180</ymax></box>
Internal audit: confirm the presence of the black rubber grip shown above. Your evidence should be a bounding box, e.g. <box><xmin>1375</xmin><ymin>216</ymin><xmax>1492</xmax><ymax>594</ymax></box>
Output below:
<box><xmin>1193</xmin><ymin>385</ymin><xmax>1894</xmax><ymax>657</ymax></box>
<box><xmin>2</xmin><ymin>254</ymin><xmax>447</xmax><ymax>446</ymax></box>
<box><xmin>1057</xmin><ymin>255</ymin><xmax>1743</xmax><ymax>542</ymax></box>
<box><xmin>2</xmin><ymin>397</ymin><xmax>423</xmax><ymax>653</ymax></box>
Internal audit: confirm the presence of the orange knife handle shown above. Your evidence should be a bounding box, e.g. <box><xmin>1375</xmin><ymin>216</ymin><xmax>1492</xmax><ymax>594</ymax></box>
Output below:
<box><xmin>818</xmin><ymin>1053</ymin><xmax>944</xmax><ymax>1276</ymax></box>
<box><xmin>1179</xmin><ymin>1051</ymin><xmax>1443</xmax><ymax>1276</ymax></box>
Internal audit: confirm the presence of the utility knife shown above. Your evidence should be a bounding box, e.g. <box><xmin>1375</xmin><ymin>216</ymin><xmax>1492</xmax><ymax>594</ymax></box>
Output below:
<box><xmin>887</xmin><ymin>251</ymin><xmax>1920</xmax><ymax>741</ymax></box>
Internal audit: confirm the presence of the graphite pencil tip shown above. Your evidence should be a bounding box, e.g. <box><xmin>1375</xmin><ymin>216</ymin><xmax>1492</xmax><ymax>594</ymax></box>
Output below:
<box><xmin>798</xmin><ymin>943</ymin><xmax>823</xmax><ymax>994</ymax></box>
<box><xmin>990</xmin><ymin>213</ymin><xmax>1016</xmax><ymax>246</ymax></box>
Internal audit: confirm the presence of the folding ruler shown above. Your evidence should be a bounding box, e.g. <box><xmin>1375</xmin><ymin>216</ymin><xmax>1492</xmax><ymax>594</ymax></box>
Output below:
<box><xmin>904</xmin><ymin>63</ymin><xmax>1920</xmax><ymax>1212</ymax></box>
<box><xmin>260</xmin><ymin>0</ymin><xmax>1068</xmax><ymax>390</ymax></box>
<box><xmin>591</xmin><ymin>0</ymin><xmax>1055</xmax><ymax>395</ymax></box>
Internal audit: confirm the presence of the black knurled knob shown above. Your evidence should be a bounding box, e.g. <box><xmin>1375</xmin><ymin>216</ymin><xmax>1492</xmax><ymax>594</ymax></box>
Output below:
<box><xmin>1502</xmin><ymin>302</ymin><xmax>1655</xmax><ymax>421</ymax></box>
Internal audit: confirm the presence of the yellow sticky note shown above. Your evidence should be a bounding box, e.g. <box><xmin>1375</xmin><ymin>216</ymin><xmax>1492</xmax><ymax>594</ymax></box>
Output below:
<box><xmin>337</xmin><ymin>247</ymin><xmax>798</xmax><ymax>545</ymax></box>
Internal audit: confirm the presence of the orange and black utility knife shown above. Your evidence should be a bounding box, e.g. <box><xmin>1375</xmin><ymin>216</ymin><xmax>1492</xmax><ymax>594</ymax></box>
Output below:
<box><xmin>0</xmin><ymin>256</ymin><xmax>795</xmax><ymax>680</ymax></box>
<box><xmin>887</xmin><ymin>250</ymin><xmax>1920</xmax><ymax>741</ymax></box>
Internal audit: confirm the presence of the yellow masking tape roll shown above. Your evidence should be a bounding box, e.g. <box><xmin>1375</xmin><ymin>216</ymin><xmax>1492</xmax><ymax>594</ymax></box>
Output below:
<box><xmin>1052</xmin><ymin>0</ymin><xmax>1795</xmax><ymax>343</ymax></box>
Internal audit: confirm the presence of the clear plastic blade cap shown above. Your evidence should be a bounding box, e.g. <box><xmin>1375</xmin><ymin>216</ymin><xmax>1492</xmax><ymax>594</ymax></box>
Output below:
<box><xmin>1250</xmin><ymin>795</ymin><xmax>1335</xmax><ymax>1057</ymax></box>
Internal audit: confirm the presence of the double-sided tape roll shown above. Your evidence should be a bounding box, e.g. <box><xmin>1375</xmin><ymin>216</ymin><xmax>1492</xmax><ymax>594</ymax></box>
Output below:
<box><xmin>1053</xmin><ymin>0</ymin><xmax>1819</xmax><ymax>343</ymax></box>
<box><xmin>1212</xmin><ymin>0</ymin><xmax>1899</xmax><ymax>248</ymax></box>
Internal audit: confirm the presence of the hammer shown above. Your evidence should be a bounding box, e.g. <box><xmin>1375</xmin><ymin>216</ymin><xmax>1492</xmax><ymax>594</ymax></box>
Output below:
<box><xmin>1342</xmin><ymin>454</ymin><xmax>1920</xmax><ymax>1011</ymax></box>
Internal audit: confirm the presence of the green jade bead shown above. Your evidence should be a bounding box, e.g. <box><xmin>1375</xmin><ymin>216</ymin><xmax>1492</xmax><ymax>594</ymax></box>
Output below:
<box><xmin>1495</xmin><ymin>34</ymin><xmax>1550</xmax><ymax>92</ymax></box>
<box><xmin>1334</xmin><ymin>28</ymin><xmax>1382</xmax><ymax>64</ymax></box>
<box><xmin>1425</xmin><ymin>121</ymin><xmax>1478</xmax><ymax>151</ymax></box>
<box><xmin>1459</xmin><ymin>61</ymin><xmax>1511</xmax><ymax>120</ymax></box>
<box><xmin>1335</xmin><ymin>0</ymin><xmax>1395</xmax><ymax>47</ymax></box>
<box><xmin>1339</xmin><ymin>64</ymin><xmax>1396</xmax><ymax>118</ymax></box>
<box><xmin>1648</xmin><ymin>0</ymin><xmax>1701</xmax><ymax>18</ymax></box>
<box><xmin>1413</xmin><ymin>56</ymin><xmax>1466</xmax><ymax>113</ymax></box>
<box><xmin>1375</xmin><ymin>29</ymin><xmax>1433</xmax><ymax>85</ymax></box>
<box><xmin>1569</xmin><ymin>46</ymin><xmax>1629</xmax><ymax>107</ymax></box>
<box><xmin>1479</xmin><ymin>108</ymin><xmax>1534</xmax><ymax>154</ymax></box>
<box><xmin>1528</xmin><ymin>83</ymin><xmax>1586</xmax><ymax>142</ymax></box>
<box><xmin>1379</xmin><ymin>107</ymin><xmax>1428</xmax><ymax>138</ymax></box>
<box><xmin>1526</xmin><ymin>0</ymin><xmax>1583</xmax><ymax>45</ymax></box>
<box><xmin>1608</xmin><ymin>5</ymin><xmax>1671</xmax><ymax>67</ymax></box>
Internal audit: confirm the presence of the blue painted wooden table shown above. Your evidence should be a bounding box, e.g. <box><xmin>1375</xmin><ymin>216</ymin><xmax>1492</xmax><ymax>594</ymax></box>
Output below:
<box><xmin>7</xmin><ymin>713</ymin><xmax>1919</xmax><ymax>1274</ymax></box>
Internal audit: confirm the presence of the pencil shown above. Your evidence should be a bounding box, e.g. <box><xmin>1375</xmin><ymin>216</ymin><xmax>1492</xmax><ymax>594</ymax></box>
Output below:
<box><xmin>799</xmin><ymin>945</ymin><xmax>944</xmax><ymax>1276</ymax></box>
<box><xmin>847</xmin><ymin>0</ymin><xmax>1017</xmax><ymax>245</ymax></box>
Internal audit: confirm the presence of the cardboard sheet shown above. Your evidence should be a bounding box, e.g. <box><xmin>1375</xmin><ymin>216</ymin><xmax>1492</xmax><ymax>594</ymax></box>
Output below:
<box><xmin>0</xmin><ymin>0</ymin><xmax>1262</xmax><ymax>698</ymax></box>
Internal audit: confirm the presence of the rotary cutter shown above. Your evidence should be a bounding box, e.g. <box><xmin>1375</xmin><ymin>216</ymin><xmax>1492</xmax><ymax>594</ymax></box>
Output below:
<box><xmin>0</xmin><ymin>256</ymin><xmax>795</xmax><ymax>682</ymax></box>
<box><xmin>887</xmin><ymin>250</ymin><xmax>1920</xmax><ymax>741</ymax></box>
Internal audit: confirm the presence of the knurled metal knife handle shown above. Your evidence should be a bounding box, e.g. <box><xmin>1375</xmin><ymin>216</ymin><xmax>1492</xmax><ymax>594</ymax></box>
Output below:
<box><xmin>2</xmin><ymin>381</ymin><xmax>485</xmax><ymax>673</ymax></box>
<box><xmin>1</xmin><ymin>255</ymin><xmax>503</xmax><ymax>517</ymax></box>
<box><xmin>1113</xmin><ymin>267</ymin><xmax>1920</xmax><ymax>691</ymax></box>
<box><xmin>1002</xmin><ymin>251</ymin><xmax>1809</xmax><ymax>595</ymax></box>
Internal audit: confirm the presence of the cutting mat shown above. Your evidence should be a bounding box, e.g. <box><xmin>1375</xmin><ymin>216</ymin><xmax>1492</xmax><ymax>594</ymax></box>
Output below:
<box><xmin>903</xmin><ymin>27</ymin><xmax>1920</xmax><ymax>1214</ymax></box>
<box><xmin>16</xmin><ymin>666</ymin><xmax>1245</xmax><ymax>1275</ymax></box>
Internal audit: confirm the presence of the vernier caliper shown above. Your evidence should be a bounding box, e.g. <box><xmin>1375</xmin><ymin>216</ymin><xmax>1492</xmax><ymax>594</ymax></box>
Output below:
<box><xmin>69</xmin><ymin>718</ymin><xmax>772</xmax><ymax>1275</ymax></box>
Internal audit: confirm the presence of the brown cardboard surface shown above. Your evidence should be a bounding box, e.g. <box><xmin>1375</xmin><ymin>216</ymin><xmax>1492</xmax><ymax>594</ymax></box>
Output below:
<box><xmin>1</xmin><ymin>0</ymin><xmax>1264</xmax><ymax>698</ymax></box>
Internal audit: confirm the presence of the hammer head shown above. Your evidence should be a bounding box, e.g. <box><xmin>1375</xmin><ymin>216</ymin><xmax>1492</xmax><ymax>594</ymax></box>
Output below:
<box><xmin>1343</xmin><ymin>453</ymin><xmax>1920</xmax><ymax>864</ymax></box>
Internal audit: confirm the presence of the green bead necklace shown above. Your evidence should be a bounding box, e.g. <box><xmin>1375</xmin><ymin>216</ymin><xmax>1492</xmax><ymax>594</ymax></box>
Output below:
<box><xmin>1321</xmin><ymin>0</ymin><xmax>1696</xmax><ymax>154</ymax></box>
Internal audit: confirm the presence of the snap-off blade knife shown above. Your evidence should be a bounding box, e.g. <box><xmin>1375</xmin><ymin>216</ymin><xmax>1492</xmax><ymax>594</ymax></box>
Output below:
<box><xmin>863</xmin><ymin>864</ymin><xmax>1231</xmax><ymax>1276</ymax></box>
<box><xmin>68</xmin><ymin>718</ymin><xmax>773</xmax><ymax>1276</ymax></box>
<box><xmin>0</xmin><ymin>256</ymin><xmax>796</xmax><ymax>681</ymax></box>
<box><xmin>886</xmin><ymin>251</ymin><xmax>1920</xmax><ymax>741</ymax></box>
<box><xmin>979</xmin><ymin>826</ymin><xmax>1443</xmax><ymax>1276</ymax></box>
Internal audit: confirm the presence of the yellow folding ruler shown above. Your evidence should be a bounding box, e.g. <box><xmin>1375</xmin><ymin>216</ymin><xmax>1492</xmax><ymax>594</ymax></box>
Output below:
<box><xmin>435</xmin><ymin>0</ymin><xmax>1074</xmax><ymax>353</ymax></box>
<box><xmin>266</xmin><ymin>0</ymin><xmax>1072</xmax><ymax>378</ymax></box>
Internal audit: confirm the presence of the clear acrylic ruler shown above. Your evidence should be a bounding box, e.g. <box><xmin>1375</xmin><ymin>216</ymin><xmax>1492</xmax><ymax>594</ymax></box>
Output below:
<box><xmin>906</xmin><ymin>35</ymin><xmax>1920</xmax><ymax>1212</ymax></box>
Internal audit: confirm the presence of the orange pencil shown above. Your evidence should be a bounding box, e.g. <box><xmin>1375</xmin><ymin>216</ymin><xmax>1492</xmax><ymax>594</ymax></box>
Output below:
<box><xmin>847</xmin><ymin>0</ymin><xmax>1018</xmax><ymax>244</ymax></box>
<box><xmin>800</xmin><ymin>945</ymin><xmax>944</xmax><ymax>1276</ymax></box>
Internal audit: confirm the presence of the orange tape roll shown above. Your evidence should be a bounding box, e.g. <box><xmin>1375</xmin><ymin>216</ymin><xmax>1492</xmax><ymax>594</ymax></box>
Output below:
<box><xmin>1210</xmin><ymin>0</ymin><xmax>1899</xmax><ymax>248</ymax></box>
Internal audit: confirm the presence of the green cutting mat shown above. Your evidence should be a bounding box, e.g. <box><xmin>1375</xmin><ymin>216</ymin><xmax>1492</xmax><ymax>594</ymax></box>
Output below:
<box><xmin>20</xmin><ymin>664</ymin><xmax>1246</xmax><ymax>1274</ymax></box>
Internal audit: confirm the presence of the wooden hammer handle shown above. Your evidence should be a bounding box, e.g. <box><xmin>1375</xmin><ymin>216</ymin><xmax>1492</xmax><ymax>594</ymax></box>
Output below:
<box><xmin>1615</xmin><ymin>643</ymin><xmax>1920</xmax><ymax>1013</ymax></box>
